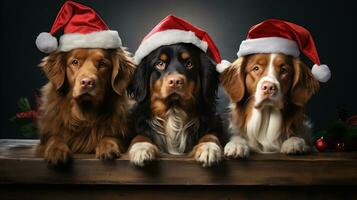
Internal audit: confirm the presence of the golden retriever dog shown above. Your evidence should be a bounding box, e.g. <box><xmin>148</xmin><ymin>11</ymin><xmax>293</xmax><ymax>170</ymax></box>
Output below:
<box><xmin>36</xmin><ymin>48</ymin><xmax>135</xmax><ymax>165</ymax></box>
<box><xmin>221</xmin><ymin>53</ymin><xmax>319</xmax><ymax>157</ymax></box>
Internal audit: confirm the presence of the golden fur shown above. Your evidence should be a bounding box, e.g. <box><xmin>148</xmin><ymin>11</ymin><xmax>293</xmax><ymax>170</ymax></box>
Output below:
<box><xmin>36</xmin><ymin>48</ymin><xmax>135</xmax><ymax>165</ymax></box>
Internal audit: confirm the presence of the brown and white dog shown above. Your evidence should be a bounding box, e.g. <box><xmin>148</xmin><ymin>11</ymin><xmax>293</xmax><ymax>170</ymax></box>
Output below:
<box><xmin>221</xmin><ymin>53</ymin><xmax>319</xmax><ymax>157</ymax></box>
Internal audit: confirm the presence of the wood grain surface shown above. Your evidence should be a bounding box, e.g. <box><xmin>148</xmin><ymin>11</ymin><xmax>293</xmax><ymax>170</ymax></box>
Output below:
<box><xmin>1</xmin><ymin>139</ymin><xmax>356</xmax><ymax>186</ymax></box>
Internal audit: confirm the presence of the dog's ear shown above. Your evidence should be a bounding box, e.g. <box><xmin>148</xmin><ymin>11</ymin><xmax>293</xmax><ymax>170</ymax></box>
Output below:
<box><xmin>220</xmin><ymin>57</ymin><xmax>246</xmax><ymax>102</ymax></box>
<box><xmin>40</xmin><ymin>52</ymin><xmax>66</xmax><ymax>90</ymax></box>
<box><xmin>290</xmin><ymin>58</ymin><xmax>320</xmax><ymax>106</ymax></box>
<box><xmin>111</xmin><ymin>48</ymin><xmax>136</xmax><ymax>95</ymax></box>
<box><xmin>199</xmin><ymin>53</ymin><xmax>219</xmax><ymax>109</ymax></box>
<box><xmin>128</xmin><ymin>58</ymin><xmax>150</xmax><ymax>103</ymax></box>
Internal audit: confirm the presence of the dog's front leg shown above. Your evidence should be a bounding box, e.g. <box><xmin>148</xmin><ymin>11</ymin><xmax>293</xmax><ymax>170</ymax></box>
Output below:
<box><xmin>96</xmin><ymin>137</ymin><xmax>122</xmax><ymax>160</ymax></box>
<box><xmin>224</xmin><ymin>135</ymin><xmax>250</xmax><ymax>158</ymax></box>
<box><xmin>44</xmin><ymin>136</ymin><xmax>72</xmax><ymax>165</ymax></box>
<box><xmin>129</xmin><ymin>135</ymin><xmax>159</xmax><ymax>167</ymax></box>
<box><xmin>280</xmin><ymin>136</ymin><xmax>309</xmax><ymax>154</ymax></box>
<box><xmin>192</xmin><ymin>134</ymin><xmax>222</xmax><ymax>167</ymax></box>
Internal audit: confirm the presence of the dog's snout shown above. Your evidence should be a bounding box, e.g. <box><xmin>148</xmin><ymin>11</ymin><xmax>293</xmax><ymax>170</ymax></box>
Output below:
<box><xmin>80</xmin><ymin>77</ymin><xmax>96</xmax><ymax>89</ymax></box>
<box><xmin>167</xmin><ymin>74</ymin><xmax>185</xmax><ymax>88</ymax></box>
<box><xmin>261</xmin><ymin>81</ymin><xmax>277</xmax><ymax>95</ymax></box>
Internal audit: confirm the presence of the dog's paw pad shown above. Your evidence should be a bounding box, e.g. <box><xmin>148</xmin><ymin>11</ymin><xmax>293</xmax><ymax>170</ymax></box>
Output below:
<box><xmin>194</xmin><ymin>142</ymin><xmax>222</xmax><ymax>167</ymax></box>
<box><xmin>281</xmin><ymin>137</ymin><xmax>309</xmax><ymax>154</ymax></box>
<box><xmin>129</xmin><ymin>142</ymin><xmax>158</xmax><ymax>167</ymax></box>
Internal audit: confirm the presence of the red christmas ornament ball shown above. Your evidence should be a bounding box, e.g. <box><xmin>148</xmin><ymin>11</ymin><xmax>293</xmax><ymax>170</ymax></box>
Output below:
<box><xmin>336</xmin><ymin>142</ymin><xmax>346</xmax><ymax>152</ymax></box>
<box><xmin>315</xmin><ymin>137</ymin><xmax>328</xmax><ymax>152</ymax></box>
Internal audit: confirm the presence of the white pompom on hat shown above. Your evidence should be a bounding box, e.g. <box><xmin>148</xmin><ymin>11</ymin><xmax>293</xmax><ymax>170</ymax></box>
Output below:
<box><xmin>216</xmin><ymin>60</ymin><xmax>232</xmax><ymax>73</ymax></box>
<box><xmin>36</xmin><ymin>32</ymin><xmax>58</xmax><ymax>53</ymax></box>
<box><xmin>237</xmin><ymin>19</ymin><xmax>331</xmax><ymax>82</ymax></box>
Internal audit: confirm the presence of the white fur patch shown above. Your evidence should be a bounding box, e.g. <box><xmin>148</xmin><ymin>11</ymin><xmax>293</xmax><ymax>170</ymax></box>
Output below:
<box><xmin>268</xmin><ymin>54</ymin><xmax>277</xmax><ymax>76</ymax></box>
<box><xmin>58</xmin><ymin>30</ymin><xmax>122</xmax><ymax>52</ymax></box>
<box><xmin>134</xmin><ymin>30</ymin><xmax>208</xmax><ymax>64</ymax></box>
<box><xmin>194</xmin><ymin>142</ymin><xmax>222</xmax><ymax>167</ymax></box>
<box><xmin>227</xmin><ymin>104</ymin><xmax>239</xmax><ymax>137</ymax></box>
<box><xmin>254</xmin><ymin>76</ymin><xmax>282</xmax><ymax>107</ymax></box>
<box><xmin>149</xmin><ymin>108</ymin><xmax>199</xmax><ymax>155</ymax></box>
<box><xmin>224</xmin><ymin>136</ymin><xmax>250</xmax><ymax>158</ymax></box>
<box><xmin>254</xmin><ymin>55</ymin><xmax>282</xmax><ymax>108</ymax></box>
<box><xmin>280</xmin><ymin>137</ymin><xmax>309</xmax><ymax>154</ymax></box>
<box><xmin>129</xmin><ymin>142</ymin><xmax>158</xmax><ymax>167</ymax></box>
<box><xmin>246</xmin><ymin>108</ymin><xmax>282</xmax><ymax>153</ymax></box>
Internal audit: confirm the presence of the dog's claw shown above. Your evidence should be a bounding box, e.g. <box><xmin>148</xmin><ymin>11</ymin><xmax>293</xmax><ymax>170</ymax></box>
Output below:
<box><xmin>194</xmin><ymin>142</ymin><xmax>222</xmax><ymax>167</ymax></box>
<box><xmin>95</xmin><ymin>139</ymin><xmax>121</xmax><ymax>160</ymax></box>
<box><xmin>129</xmin><ymin>142</ymin><xmax>159</xmax><ymax>167</ymax></box>
<box><xmin>44</xmin><ymin>143</ymin><xmax>72</xmax><ymax>165</ymax></box>
<box><xmin>281</xmin><ymin>137</ymin><xmax>309</xmax><ymax>154</ymax></box>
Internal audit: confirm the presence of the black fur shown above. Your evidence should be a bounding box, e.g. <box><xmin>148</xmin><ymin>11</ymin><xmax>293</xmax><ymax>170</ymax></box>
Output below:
<box><xmin>129</xmin><ymin>43</ymin><xmax>223</xmax><ymax>152</ymax></box>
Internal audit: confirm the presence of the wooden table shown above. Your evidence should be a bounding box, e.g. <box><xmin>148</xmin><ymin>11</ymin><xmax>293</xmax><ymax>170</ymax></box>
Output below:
<box><xmin>1</xmin><ymin>139</ymin><xmax>356</xmax><ymax>199</ymax></box>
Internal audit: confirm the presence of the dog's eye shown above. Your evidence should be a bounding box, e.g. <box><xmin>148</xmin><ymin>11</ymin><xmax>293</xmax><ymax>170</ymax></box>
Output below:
<box><xmin>185</xmin><ymin>60</ymin><xmax>194</xmax><ymax>70</ymax></box>
<box><xmin>155</xmin><ymin>60</ymin><xmax>166</xmax><ymax>71</ymax></box>
<box><xmin>72</xmin><ymin>59</ymin><xmax>79</xmax><ymax>66</ymax></box>
<box><xmin>98</xmin><ymin>60</ymin><xmax>106</xmax><ymax>68</ymax></box>
<box><xmin>280</xmin><ymin>65</ymin><xmax>287</xmax><ymax>74</ymax></box>
<box><xmin>252</xmin><ymin>65</ymin><xmax>260</xmax><ymax>72</ymax></box>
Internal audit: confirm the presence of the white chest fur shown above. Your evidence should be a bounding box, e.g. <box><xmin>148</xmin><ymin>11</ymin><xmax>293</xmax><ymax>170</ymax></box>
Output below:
<box><xmin>149</xmin><ymin>108</ymin><xmax>199</xmax><ymax>155</ymax></box>
<box><xmin>246</xmin><ymin>108</ymin><xmax>282</xmax><ymax>153</ymax></box>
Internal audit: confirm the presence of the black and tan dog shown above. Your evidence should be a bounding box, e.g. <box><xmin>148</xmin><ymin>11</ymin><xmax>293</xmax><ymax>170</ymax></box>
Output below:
<box><xmin>128</xmin><ymin>15</ymin><xmax>228</xmax><ymax>167</ymax></box>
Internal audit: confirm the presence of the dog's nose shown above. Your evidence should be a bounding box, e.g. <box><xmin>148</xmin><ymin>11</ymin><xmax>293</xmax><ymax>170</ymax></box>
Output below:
<box><xmin>167</xmin><ymin>74</ymin><xmax>185</xmax><ymax>88</ymax></box>
<box><xmin>80</xmin><ymin>77</ymin><xmax>96</xmax><ymax>89</ymax></box>
<box><xmin>261</xmin><ymin>81</ymin><xmax>277</xmax><ymax>95</ymax></box>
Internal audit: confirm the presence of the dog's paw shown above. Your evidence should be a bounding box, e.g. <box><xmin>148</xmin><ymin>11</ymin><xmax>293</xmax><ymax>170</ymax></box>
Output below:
<box><xmin>95</xmin><ymin>139</ymin><xmax>121</xmax><ymax>160</ymax></box>
<box><xmin>281</xmin><ymin>137</ymin><xmax>309</xmax><ymax>154</ymax></box>
<box><xmin>194</xmin><ymin>142</ymin><xmax>222</xmax><ymax>167</ymax></box>
<box><xmin>129</xmin><ymin>142</ymin><xmax>159</xmax><ymax>167</ymax></box>
<box><xmin>44</xmin><ymin>142</ymin><xmax>72</xmax><ymax>165</ymax></box>
<box><xmin>224</xmin><ymin>136</ymin><xmax>250</xmax><ymax>158</ymax></box>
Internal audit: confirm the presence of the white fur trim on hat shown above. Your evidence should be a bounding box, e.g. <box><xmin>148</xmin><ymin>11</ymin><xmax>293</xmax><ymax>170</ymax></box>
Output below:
<box><xmin>216</xmin><ymin>60</ymin><xmax>231</xmax><ymax>73</ymax></box>
<box><xmin>58</xmin><ymin>30</ymin><xmax>122</xmax><ymax>52</ymax></box>
<box><xmin>311</xmin><ymin>64</ymin><xmax>331</xmax><ymax>82</ymax></box>
<box><xmin>36</xmin><ymin>32</ymin><xmax>58</xmax><ymax>53</ymax></box>
<box><xmin>134</xmin><ymin>30</ymin><xmax>208</xmax><ymax>64</ymax></box>
<box><xmin>237</xmin><ymin>37</ymin><xmax>300</xmax><ymax>57</ymax></box>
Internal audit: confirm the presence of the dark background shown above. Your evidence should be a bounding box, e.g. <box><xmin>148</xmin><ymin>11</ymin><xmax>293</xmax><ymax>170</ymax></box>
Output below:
<box><xmin>1</xmin><ymin>0</ymin><xmax>356</xmax><ymax>138</ymax></box>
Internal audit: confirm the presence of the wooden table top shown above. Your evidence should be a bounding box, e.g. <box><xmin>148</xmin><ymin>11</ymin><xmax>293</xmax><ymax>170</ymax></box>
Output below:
<box><xmin>1</xmin><ymin>139</ymin><xmax>356</xmax><ymax>185</ymax></box>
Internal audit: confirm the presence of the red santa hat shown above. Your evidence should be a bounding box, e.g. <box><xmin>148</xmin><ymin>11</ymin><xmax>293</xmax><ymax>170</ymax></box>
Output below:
<box><xmin>236</xmin><ymin>19</ymin><xmax>331</xmax><ymax>82</ymax></box>
<box><xmin>35</xmin><ymin>1</ymin><xmax>122</xmax><ymax>53</ymax></box>
<box><xmin>134</xmin><ymin>15</ymin><xmax>230</xmax><ymax>70</ymax></box>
